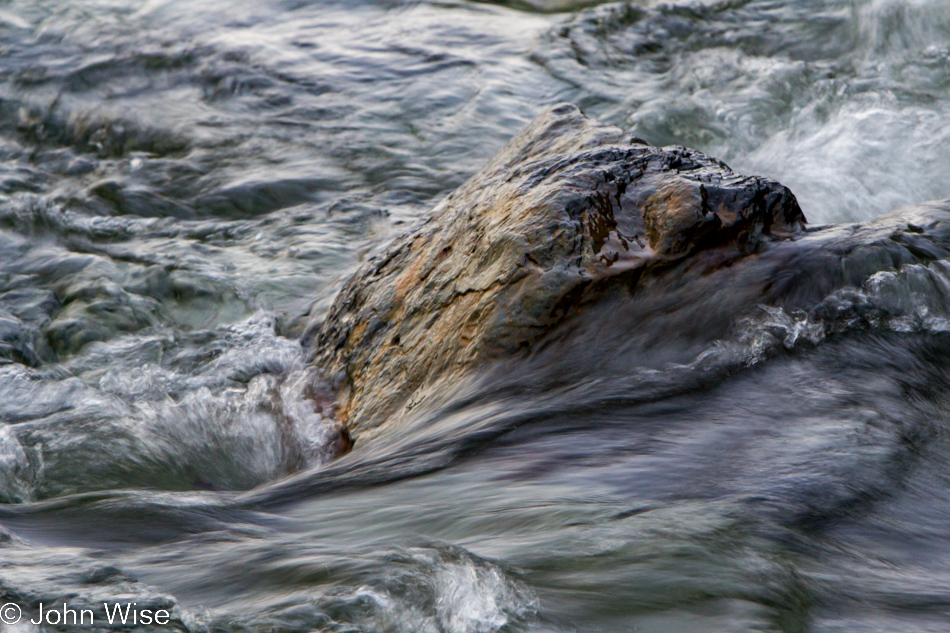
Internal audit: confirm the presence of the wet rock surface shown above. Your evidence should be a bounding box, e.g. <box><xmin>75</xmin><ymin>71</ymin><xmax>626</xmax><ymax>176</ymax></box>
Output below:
<box><xmin>311</xmin><ymin>105</ymin><xmax>950</xmax><ymax>443</ymax></box>
<box><xmin>311</xmin><ymin>104</ymin><xmax>809</xmax><ymax>438</ymax></box>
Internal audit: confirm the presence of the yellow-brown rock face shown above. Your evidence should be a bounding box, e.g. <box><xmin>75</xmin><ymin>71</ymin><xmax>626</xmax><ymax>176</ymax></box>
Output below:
<box><xmin>312</xmin><ymin>104</ymin><xmax>805</xmax><ymax>439</ymax></box>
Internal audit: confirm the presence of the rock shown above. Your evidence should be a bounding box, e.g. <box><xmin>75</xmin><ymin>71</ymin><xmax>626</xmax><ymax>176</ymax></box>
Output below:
<box><xmin>311</xmin><ymin>103</ymin><xmax>807</xmax><ymax>439</ymax></box>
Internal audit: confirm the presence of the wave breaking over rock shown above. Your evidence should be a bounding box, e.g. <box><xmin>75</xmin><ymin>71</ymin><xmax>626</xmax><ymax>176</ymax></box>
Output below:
<box><xmin>311</xmin><ymin>103</ymin><xmax>950</xmax><ymax>443</ymax></box>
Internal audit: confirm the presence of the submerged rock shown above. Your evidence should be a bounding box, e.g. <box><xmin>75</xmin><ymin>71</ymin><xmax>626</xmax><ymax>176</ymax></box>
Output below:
<box><xmin>311</xmin><ymin>104</ymin><xmax>807</xmax><ymax>438</ymax></box>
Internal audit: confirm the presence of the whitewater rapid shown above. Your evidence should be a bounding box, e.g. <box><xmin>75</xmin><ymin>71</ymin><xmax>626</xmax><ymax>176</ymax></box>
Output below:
<box><xmin>2</xmin><ymin>1</ymin><xmax>950</xmax><ymax>632</ymax></box>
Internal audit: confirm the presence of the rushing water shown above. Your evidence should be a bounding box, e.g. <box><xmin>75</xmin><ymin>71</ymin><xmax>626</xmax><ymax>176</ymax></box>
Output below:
<box><xmin>2</xmin><ymin>0</ymin><xmax>950</xmax><ymax>631</ymax></box>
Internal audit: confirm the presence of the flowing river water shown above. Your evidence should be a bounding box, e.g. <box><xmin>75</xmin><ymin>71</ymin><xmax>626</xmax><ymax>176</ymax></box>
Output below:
<box><xmin>2</xmin><ymin>1</ymin><xmax>950</xmax><ymax>631</ymax></box>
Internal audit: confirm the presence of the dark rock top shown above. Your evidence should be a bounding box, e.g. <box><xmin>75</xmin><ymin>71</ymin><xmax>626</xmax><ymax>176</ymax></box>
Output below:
<box><xmin>311</xmin><ymin>104</ymin><xmax>808</xmax><ymax>439</ymax></box>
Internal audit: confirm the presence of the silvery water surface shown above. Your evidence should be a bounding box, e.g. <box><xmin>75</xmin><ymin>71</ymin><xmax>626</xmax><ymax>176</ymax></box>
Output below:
<box><xmin>1</xmin><ymin>0</ymin><xmax>950</xmax><ymax>631</ymax></box>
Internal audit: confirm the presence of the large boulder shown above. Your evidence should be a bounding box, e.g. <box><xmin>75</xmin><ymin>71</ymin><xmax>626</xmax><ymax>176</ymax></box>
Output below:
<box><xmin>311</xmin><ymin>104</ymin><xmax>808</xmax><ymax>439</ymax></box>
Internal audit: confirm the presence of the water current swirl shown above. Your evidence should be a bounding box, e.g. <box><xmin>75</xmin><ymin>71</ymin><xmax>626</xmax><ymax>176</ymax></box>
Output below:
<box><xmin>2</xmin><ymin>1</ymin><xmax>950</xmax><ymax>632</ymax></box>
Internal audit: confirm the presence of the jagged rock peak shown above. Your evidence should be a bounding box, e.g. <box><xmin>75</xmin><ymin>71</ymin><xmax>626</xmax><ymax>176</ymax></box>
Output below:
<box><xmin>312</xmin><ymin>104</ymin><xmax>805</xmax><ymax>437</ymax></box>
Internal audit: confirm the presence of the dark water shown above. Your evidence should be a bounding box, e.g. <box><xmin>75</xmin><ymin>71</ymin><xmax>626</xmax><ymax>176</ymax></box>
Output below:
<box><xmin>2</xmin><ymin>0</ymin><xmax>950</xmax><ymax>631</ymax></box>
